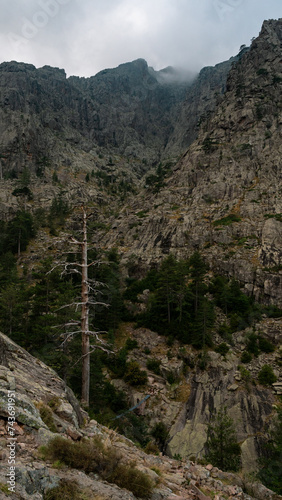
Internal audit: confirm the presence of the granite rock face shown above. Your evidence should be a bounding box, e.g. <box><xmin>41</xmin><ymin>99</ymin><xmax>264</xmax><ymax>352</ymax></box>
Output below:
<box><xmin>117</xmin><ymin>324</ymin><xmax>280</xmax><ymax>474</ymax></box>
<box><xmin>98</xmin><ymin>19</ymin><xmax>282</xmax><ymax>306</ymax></box>
<box><xmin>0</xmin><ymin>332</ymin><xmax>84</xmax><ymax>430</ymax></box>
<box><xmin>0</xmin><ymin>56</ymin><xmax>234</xmax><ymax>178</ymax></box>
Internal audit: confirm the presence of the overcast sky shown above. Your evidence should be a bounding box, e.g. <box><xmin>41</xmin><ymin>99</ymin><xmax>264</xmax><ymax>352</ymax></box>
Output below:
<box><xmin>1</xmin><ymin>0</ymin><xmax>281</xmax><ymax>77</ymax></box>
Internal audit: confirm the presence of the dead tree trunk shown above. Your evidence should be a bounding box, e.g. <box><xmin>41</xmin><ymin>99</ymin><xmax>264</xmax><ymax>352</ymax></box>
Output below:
<box><xmin>81</xmin><ymin>207</ymin><xmax>90</xmax><ymax>406</ymax></box>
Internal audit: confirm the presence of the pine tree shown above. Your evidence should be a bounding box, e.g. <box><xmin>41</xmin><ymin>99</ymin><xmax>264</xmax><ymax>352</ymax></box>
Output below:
<box><xmin>188</xmin><ymin>251</ymin><xmax>208</xmax><ymax>313</ymax></box>
<box><xmin>191</xmin><ymin>297</ymin><xmax>214</xmax><ymax>349</ymax></box>
<box><xmin>205</xmin><ymin>406</ymin><xmax>241</xmax><ymax>471</ymax></box>
<box><xmin>5</xmin><ymin>211</ymin><xmax>35</xmax><ymax>256</ymax></box>
<box><xmin>258</xmin><ymin>408</ymin><xmax>282</xmax><ymax>494</ymax></box>
<box><xmin>157</xmin><ymin>255</ymin><xmax>179</xmax><ymax>324</ymax></box>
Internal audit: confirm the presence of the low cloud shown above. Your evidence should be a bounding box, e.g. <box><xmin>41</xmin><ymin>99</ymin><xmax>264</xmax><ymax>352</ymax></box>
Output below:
<box><xmin>0</xmin><ymin>0</ymin><xmax>281</xmax><ymax>77</ymax></box>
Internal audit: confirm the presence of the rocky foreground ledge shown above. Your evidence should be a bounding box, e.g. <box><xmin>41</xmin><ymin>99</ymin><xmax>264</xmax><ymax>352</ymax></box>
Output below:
<box><xmin>0</xmin><ymin>331</ymin><xmax>281</xmax><ymax>500</ymax></box>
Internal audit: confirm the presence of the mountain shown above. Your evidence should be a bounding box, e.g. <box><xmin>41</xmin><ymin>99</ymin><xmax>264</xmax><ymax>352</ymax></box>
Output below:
<box><xmin>0</xmin><ymin>54</ymin><xmax>235</xmax><ymax>181</ymax></box>
<box><xmin>0</xmin><ymin>18</ymin><xmax>282</xmax><ymax>498</ymax></box>
<box><xmin>98</xmin><ymin>19</ymin><xmax>282</xmax><ymax>307</ymax></box>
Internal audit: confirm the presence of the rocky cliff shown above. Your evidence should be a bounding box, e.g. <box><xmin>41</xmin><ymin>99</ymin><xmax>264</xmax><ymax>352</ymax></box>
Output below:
<box><xmin>109</xmin><ymin>321</ymin><xmax>281</xmax><ymax>472</ymax></box>
<box><xmin>0</xmin><ymin>54</ymin><xmax>234</xmax><ymax>181</ymax></box>
<box><xmin>97</xmin><ymin>19</ymin><xmax>282</xmax><ymax>307</ymax></box>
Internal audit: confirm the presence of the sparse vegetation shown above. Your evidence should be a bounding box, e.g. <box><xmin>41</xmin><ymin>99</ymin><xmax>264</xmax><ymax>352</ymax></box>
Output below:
<box><xmin>38</xmin><ymin>402</ymin><xmax>57</xmax><ymax>432</ymax></box>
<box><xmin>202</xmin><ymin>137</ymin><xmax>219</xmax><ymax>153</ymax></box>
<box><xmin>213</xmin><ymin>214</ymin><xmax>241</xmax><ymax>226</ymax></box>
<box><xmin>146</xmin><ymin>358</ymin><xmax>161</xmax><ymax>375</ymax></box>
<box><xmin>1</xmin><ymin>38</ymin><xmax>282</xmax><ymax>500</ymax></box>
<box><xmin>123</xmin><ymin>361</ymin><xmax>148</xmax><ymax>386</ymax></box>
<box><xmin>144</xmin><ymin>162</ymin><xmax>172</xmax><ymax>193</ymax></box>
<box><xmin>42</xmin><ymin>436</ymin><xmax>154</xmax><ymax>498</ymax></box>
<box><xmin>241</xmin><ymin>352</ymin><xmax>252</xmax><ymax>364</ymax></box>
<box><xmin>44</xmin><ymin>480</ymin><xmax>83</xmax><ymax>500</ymax></box>
<box><xmin>215</xmin><ymin>343</ymin><xmax>229</xmax><ymax>356</ymax></box>
<box><xmin>258</xmin><ymin>365</ymin><xmax>277</xmax><ymax>386</ymax></box>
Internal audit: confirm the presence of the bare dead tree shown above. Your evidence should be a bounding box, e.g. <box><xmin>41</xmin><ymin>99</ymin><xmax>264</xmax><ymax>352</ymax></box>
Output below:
<box><xmin>50</xmin><ymin>205</ymin><xmax>111</xmax><ymax>407</ymax></box>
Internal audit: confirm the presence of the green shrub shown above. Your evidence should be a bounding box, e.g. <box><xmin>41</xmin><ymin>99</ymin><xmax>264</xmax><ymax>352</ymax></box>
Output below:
<box><xmin>263</xmin><ymin>305</ymin><xmax>282</xmax><ymax>318</ymax></box>
<box><xmin>136</xmin><ymin>210</ymin><xmax>148</xmax><ymax>218</ymax></box>
<box><xmin>229</xmin><ymin>313</ymin><xmax>244</xmax><ymax>332</ymax></box>
<box><xmin>202</xmin><ymin>137</ymin><xmax>218</xmax><ymax>153</ymax></box>
<box><xmin>125</xmin><ymin>338</ymin><xmax>139</xmax><ymax>351</ymax></box>
<box><xmin>239</xmin><ymin>365</ymin><xmax>251</xmax><ymax>382</ymax></box>
<box><xmin>241</xmin><ymin>352</ymin><xmax>252</xmax><ymax>364</ymax></box>
<box><xmin>213</xmin><ymin>214</ymin><xmax>241</xmax><ymax>226</ymax></box>
<box><xmin>258</xmin><ymin>337</ymin><xmax>275</xmax><ymax>353</ymax></box>
<box><xmin>150</xmin><ymin>466</ymin><xmax>161</xmax><ymax>476</ymax></box>
<box><xmin>109</xmin><ymin>463</ymin><xmax>153</xmax><ymax>498</ymax></box>
<box><xmin>257</xmin><ymin>68</ymin><xmax>268</xmax><ymax>76</ymax></box>
<box><xmin>144</xmin><ymin>441</ymin><xmax>160</xmax><ymax>455</ymax></box>
<box><xmin>42</xmin><ymin>436</ymin><xmax>119</xmax><ymax>473</ymax></box>
<box><xmin>218</xmin><ymin>322</ymin><xmax>232</xmax><ymax>339</ymax></box>
<box><xmin>258</xmin><ymin>408</ymin><xmax>282</xmax><ymax>494</ymax></box>
<box><xmin>12</xmin><ymin>186</ymin><xmax>33</xmax><ymax>200</ymax></box>
<box><xmin>205</xmin><ymin>406</ymin><xmax>241</xmax><ymax>471</ymax></box>
<box><xmin>258</xmin><ymin>365</ymin><xmax>277</xmax><ymax>386</ymax></box>
<box><xmin>115</xmin><ymin>413</ymin><xmax>150</xmax><ymax>448</ymax></box>
<box><xmin>0</xmin><ymin>483</ymin><xmax>10</xmax><ymax>495</ymax></box>
<box><xmin>107</xmin><ymin>348</ymin><xmax>128</xmax><ymax>378</ymax></box>
<box><xmin>273</xmin><ymin>75</ymin><xmax>282</xmax><ymax>84</ymax></box>
<box><xmin>166</xmin><ymin>371</ymin><xmax>179</xmax><ymax>385</ymax></box>
<box><xmin>38</xmin><ymin>403</ymin><xmax>57</xmax><ymax>432</ymax></box>
<box><xmin>146</xmin><ymin>358</ymin><xmax>161</xmax><ymax>375</ymax></box>
<box><xmin>47</xmin><ymin>396</ymin><xmax>61</xmax><ymax>411</ymax></box>
<box><xmin>151</xmin><ymin>422</ymin><xmax>168</xmax><ymax>450</ymax></box>
<box><xmin>44</xmin><ymin>480</ymin><xmax>82</xmax><ymax>500</ymax></box>
<box><xmin>246</xmin><ymin>333</ymin><xmax>259</xmax><ymax>356</ymax></box>
<box><xmin>52</xmin><ymin>171</ymin><xmax>59</xmax><ymax>183</ymax></box>
<box><xmin>166</xmin><ymin>336</ymin><xmax>174</xmax><ymax>347</ymax></box>
<box><xmin>215</xmin><ymin>343</ymin><xmax>229</xmax><ymax>356</ymax></box>
<box><xmin>123</xmin><ymin>361</ymin><xmax>148</xmax><ymax>386</ymax></box>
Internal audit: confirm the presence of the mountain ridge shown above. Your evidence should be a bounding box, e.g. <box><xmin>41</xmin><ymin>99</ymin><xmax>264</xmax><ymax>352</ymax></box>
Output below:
<box><xmin>0</xmin><ymin>51</ymin><xmax>236</xmax><ymax>179</ymax></box>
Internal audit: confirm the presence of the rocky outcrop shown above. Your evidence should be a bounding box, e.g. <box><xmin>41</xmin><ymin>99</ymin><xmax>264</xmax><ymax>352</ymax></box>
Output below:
<box><xmin>114</xmin><ymin>323</ymin><xmax>281</xmax><ymax>474</ymax></box>
<box><xmin>0</xmin><ymin>332</ymin><xmax>85</xmax><ymax>431</ymax></box>
<box><xmin>167</xmin><ymin>351</ymin><xmax>275</xmax><ymax>472</ymax></box>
